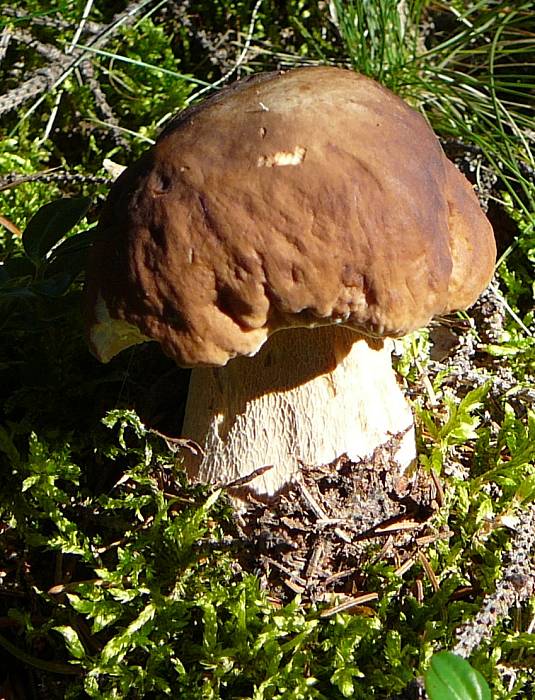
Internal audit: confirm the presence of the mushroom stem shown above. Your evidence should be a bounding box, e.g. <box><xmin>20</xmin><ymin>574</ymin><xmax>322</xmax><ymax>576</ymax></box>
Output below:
<box><xmin>182</xmin><ymin>326</ymin><xmax>415</xmax><ymax>497</ymax></box>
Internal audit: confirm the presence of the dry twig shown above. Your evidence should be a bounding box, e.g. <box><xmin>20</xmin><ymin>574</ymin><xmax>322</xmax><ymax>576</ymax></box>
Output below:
<box><xmin>454</xmin><ymin>502</ymin><xmax>535</xmax><ymax>658</ymax></box>
<box><xmin>0</xmin><ymin>0</ymin><xmax>155</xmax><ymax>122</ymax></box>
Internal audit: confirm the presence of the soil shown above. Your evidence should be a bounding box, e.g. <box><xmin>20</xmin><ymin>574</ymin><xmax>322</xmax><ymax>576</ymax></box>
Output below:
<box><xmin>232</xmin><ymin>433</ymin><xmax>444</xmax><ymax>606</ymax></box>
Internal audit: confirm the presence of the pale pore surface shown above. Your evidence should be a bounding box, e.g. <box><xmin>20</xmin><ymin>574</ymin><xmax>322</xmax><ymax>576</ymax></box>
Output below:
<box><xmin>182</xmin><ymin>326</ymin><xmax>415</xmax><ymax>496</ymax></box>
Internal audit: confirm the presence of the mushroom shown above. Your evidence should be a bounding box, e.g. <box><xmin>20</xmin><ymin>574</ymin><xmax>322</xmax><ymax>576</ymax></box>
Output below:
<box><xmin>84</xmin><ymin>67</ymin><xmax>496</xmax><ymax>498</ymax></box>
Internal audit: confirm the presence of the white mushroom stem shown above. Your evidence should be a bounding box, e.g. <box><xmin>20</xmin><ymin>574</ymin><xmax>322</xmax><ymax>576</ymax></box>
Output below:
<box><xmin>181</xmin><ymin>326</ymin><xmax>415</xmax><ymax>497</ymax></box>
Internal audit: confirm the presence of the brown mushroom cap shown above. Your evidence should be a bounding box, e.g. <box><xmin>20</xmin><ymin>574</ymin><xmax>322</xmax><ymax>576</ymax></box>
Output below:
<box><xmin>85</xmin><ymin>66</ymin><xmax>496</xmax><ymax>366</ymax></box>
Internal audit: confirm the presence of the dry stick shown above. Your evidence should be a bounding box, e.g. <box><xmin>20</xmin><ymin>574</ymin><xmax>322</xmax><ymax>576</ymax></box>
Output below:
<box><xmin>319</xmin><ymin>592</ymin><xmax>380</xmax><ymax>618</ymax></box>
<box><xmin>297</xmin><ymin>479</ymin><xmax>329</xmax><ymax>520</ymax></box>
<box><xmin>148</xmin><ymin>427</ymin><xmax>204</xmax><ymax>457</ymax></box>
<box><xmin>0</xmin><ymin>63</ymin><xmax>66</xmax><ymax>117</ymax></box>
<box><xmin>68</xmin><ymin>0</ymin><xmax>160</xmax><ymax>142</ymax></box>
<box><xmin>185</xmin><ymin>0</ymin><xmax>264</xmax><ymax>105</ymax></box>
<box><xmin>417</xmin><ymin>551</ymin><xmax>440</xmax><ymax>593</ymax></box>
<box><xmin>0</xmin><ymin>632</ymin><xmax>82</xmax><ymax>675</ymax></box>
<box><xmin>219</xmin><ymin>464</ymin><xmax>274</xmax><ymax>490</ymax></box>
<box><xmin>1</xmin><ymin>0</ymin><xmax>156</xmax><ymax>122</ymax></box>
<box><xmin>0</xmin><ymin>29</ymin><xmax>68</xmax><ymax>117</ymax></box>
<box><xmin>10</xmin><ymin>28</ymin><xmax>67</xmax><ymax>61</ymax></box>
<box><xmin>324</xmin><ymin>569</ymin><xmax>356</xmax><ymax>585</ymax></box>
<box><xmin>453</xmin><ymin>502</ymin><xmax>535</xmax><ymax>658</ymax></box>
<box><xmin>2</xmin><ymin>7</ymin><xmax>103</xmax><ymax>35</ymax></box>
<box><xmin>0</xmin><ymin>168</ymin><xmax>62</xmax><ymax>192</ymax></box>
<box><xmin>395</xmin><ymin>556</ymin><xmax>417</xmax><ymax>578</ymax></box>
<box><xmin>305</xmin><ymin>541</ymin><xmax>325</xmax><ymax>579</ymax></box>
<box><xmin>41</xmin><ymin>0</ymin><xmax>95</xmax><ymax>142</ymax></box>
<box><xmin>78</xmin><ymin>59</ymin><xmax>128</xmax><ymax>147</ymax></box>
<box><xmin>261</xmin><ymin>555</ymin><xmax>307</xmax><ymax>587</ymax></box>
<box><xmin>0</xmin><ymin>170</ymin><xmax>108</xmax><ymax>192</ymax></box>
<box><xmin>0</xmin><ymin>214</ymin><xmax>22</xmax><ymax>238</ymax></box>
<box><xmin>0</xmin><ymin>26</ymin><xmax>12</xmax><ymax>65</ymax></box>
<box><xmin>80</xmin><ymin>60</ymin><xmax>117</xmax><ymax>124</ymax></box>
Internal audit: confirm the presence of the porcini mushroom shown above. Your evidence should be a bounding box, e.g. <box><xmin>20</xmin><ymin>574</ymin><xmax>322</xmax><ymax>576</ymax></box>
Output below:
<box><xmin>84</xmin><ymin>67</ymin><xmax>496</xmax><ymax>497</ymax></box>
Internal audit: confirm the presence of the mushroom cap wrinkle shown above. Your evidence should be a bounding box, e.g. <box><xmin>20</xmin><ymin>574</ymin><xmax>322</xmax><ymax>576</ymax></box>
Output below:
<box><xmin>85</xmin><ymin>66</ymin><xmax>496</xmax><ymax>367</ymax></box>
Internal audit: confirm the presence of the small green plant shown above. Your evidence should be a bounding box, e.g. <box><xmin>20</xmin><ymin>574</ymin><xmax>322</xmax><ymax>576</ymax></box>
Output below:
<box><xmin>1</xmin><ymin>196</ymin><xmax>92</xmax><ymax>304</ymax></box>
<box><xmin>417</xmin><ymin>383</ymin><xmax>491</xmax><ymax>474</ymax></box>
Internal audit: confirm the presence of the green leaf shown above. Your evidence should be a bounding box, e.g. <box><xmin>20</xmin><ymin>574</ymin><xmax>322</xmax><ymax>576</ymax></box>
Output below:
<box><xmin>0</xmin><ymin>255</ymin><xmax>36</xmax><ymax>285</ymax></box>
<box><xmin>30</xmin><ymin>227</ymin><xmax>98</xmax><ymax>297</ymax></box>
<box><xmin>32</xmin><ymin>272</ymin><xmax>77</xmax><ymax>298</ymax></box>
<box><xmin>43</xmin><ymin>226</ymin><xmax>99</xmax><ymax>280</ymax></box>
<box><xmin>53</xmin><ymin>625</ymin><xmax>86</xmax><ymax>660</ymax></box>
<box><xmin>100</xmin><ymin>602</ymin><xmax>156</xmax><ymax>665</ymax></box>
<box><xmin>22</xmin><ymin>197</ymin><xmax>91</xmax><ymax>265</ymax></box>
<box><xmin>171</xmin><ymin>656</ymin><xmax>186</xmax><ymax>676</ymax></box>
<box><xmin>441</xmin><ymin>384</ymin><xmax>491</xmax><ymax>444</ymax></box>
<box><xmin>21</xmin><ymin>475</ymin><xmax>41</xmax><ymax>492</ymax></box>
<box><xmin>503</xmin><ymin>632</ymin><xmax>535</xmax><ymax>652</ymax></box>
<box><xmin>0</xmin><ymin>285</ymin><xmax>36</xmax><ymax>300</ymax></box>
<box><xmin>0</xmin><ymin>426</ymin><xmax>20</xmax><ymax>468</ymax></box>
<box><xmin>424</xmin><ymin>652</ymin><xmax>491</xmax><ymax>700</ymax></box>
<box><xmin>515</xmin><ymin>475</ymin><xmax>535</xmax><ymax>504</ymax></box>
